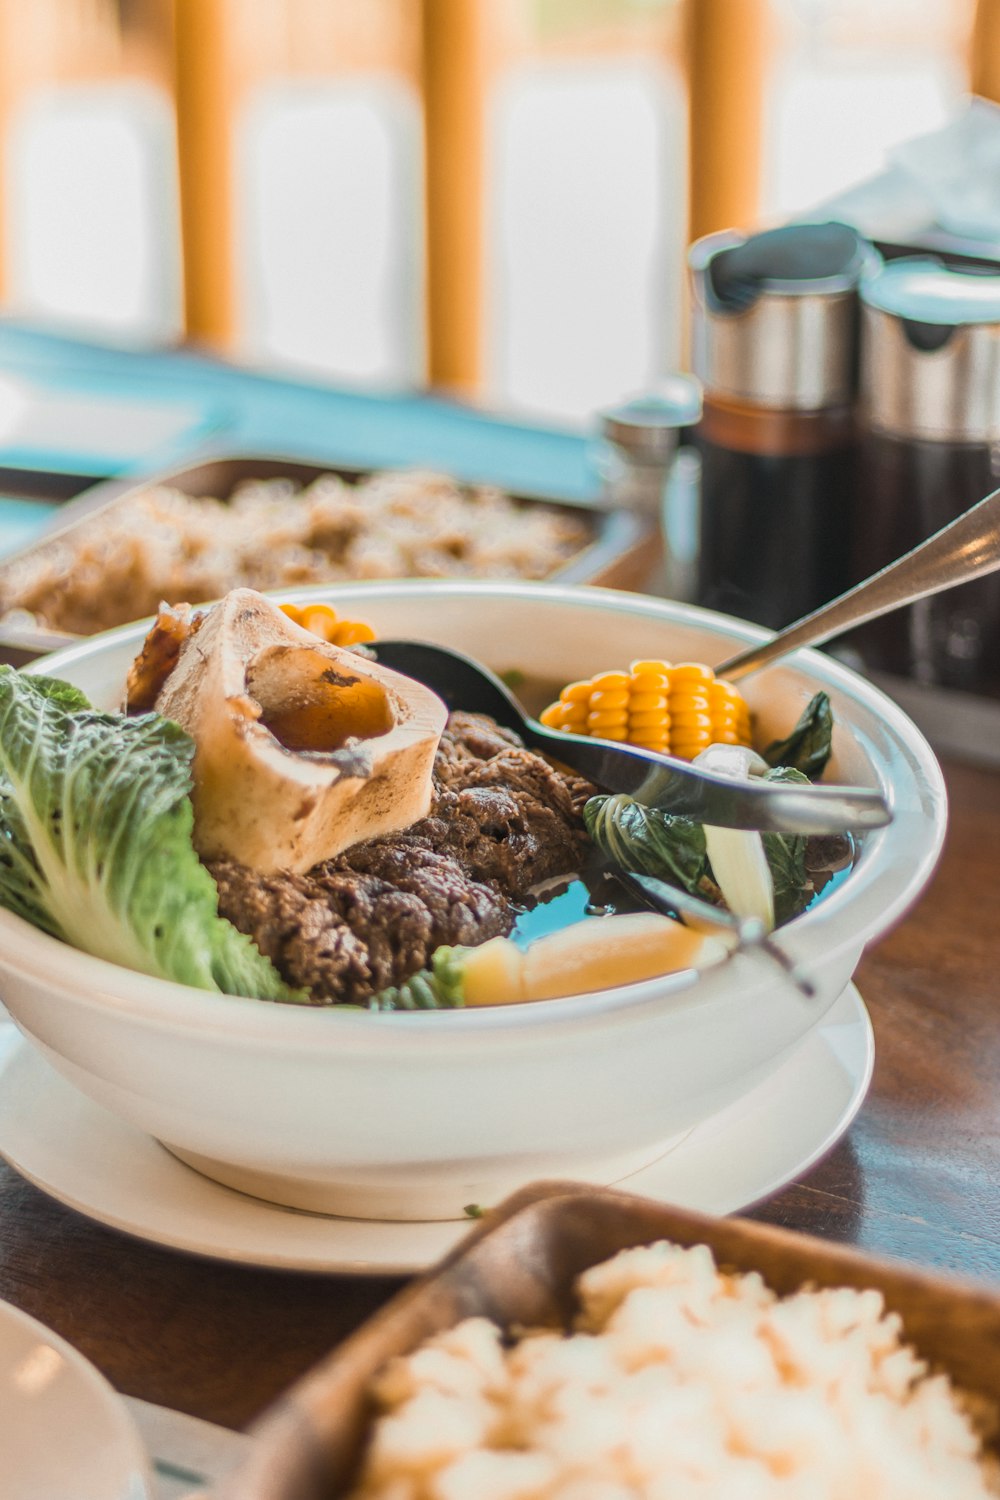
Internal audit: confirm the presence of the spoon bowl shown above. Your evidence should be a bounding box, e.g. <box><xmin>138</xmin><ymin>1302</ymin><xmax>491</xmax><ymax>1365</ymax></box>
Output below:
<box><xmin>372</xmin><ymin>638</ymin><xmax>891</xmax><ymax>836</ymax></box>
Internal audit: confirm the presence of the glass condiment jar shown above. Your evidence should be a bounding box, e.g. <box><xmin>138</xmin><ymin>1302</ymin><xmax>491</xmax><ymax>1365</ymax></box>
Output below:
<box><xmin>688</xmin><ymin>222</ymin><xmax>872</xmax><ymax>629</ymax></box>
<box><xmin>851</xmin><ymin>257</ymin><xmax>1000</xmax><ymax>698</ymax></box>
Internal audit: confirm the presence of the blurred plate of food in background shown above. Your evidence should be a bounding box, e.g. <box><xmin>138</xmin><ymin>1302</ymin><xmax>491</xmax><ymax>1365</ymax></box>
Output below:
<box><xmin>0</xmin><ymin>453</ymin><xmax>653</xmax><ymax>657</ymax></box>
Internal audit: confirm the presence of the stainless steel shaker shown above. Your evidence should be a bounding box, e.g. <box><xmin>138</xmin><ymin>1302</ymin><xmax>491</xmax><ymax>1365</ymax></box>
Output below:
<box><xmin>596</xmin><ymin>375</ymin><xmax>702</xmax><ymax>597</ymax></box>
<box><xmin>852</xmin><ymin>257</ymin><xmax>1000</xmax><ymax>697</ymax></box>
<box><xmin>688</xmin><ymin>221</ymin><xmax>872</xmax><ymax>629</ymax></box>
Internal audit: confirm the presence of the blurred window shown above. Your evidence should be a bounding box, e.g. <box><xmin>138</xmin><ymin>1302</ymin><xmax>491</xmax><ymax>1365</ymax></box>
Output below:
<box><xmin>763</xmin><ymin>0</ymin><xmax>971</xmax><ymax>217</ymax></box>
<box><xmin>8</xmin><ymin>79</ymin><xmax>180</xmax><ymax>340</ymax></box>
<box><xmin>0</xmin><ymin>0</ymin><xmax>984</xmax><ymax>422</ymax></box>
<box><xmin>237</xmin><ymin>78</ymin><xmax>423</xmax><ymax>383</ymax></box>
<box><xmin>488</xmin><ymin>55</ymin><xmax>685</xmax><ymax>419</ymax></box>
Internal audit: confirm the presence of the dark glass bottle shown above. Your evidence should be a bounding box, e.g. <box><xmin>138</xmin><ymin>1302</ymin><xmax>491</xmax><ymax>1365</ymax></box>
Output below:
<box><xmin>695</xmin><ymin>395</ymin><xmax>855</xmax><ymax>630</ymax></box>
<box><xmin>849</xmin><ymin>256</ymin><xmax>1000</xmax><ymax>698</ymax></box>
<box><xmin>852</xmin><ymin>432</ymin><xmax>1000</xmax><ymax>697</ymax></box>
<box><xmin>688</xmin><ymin>222</ymin><xmax>871</xmax><ymax>631</ymax></box>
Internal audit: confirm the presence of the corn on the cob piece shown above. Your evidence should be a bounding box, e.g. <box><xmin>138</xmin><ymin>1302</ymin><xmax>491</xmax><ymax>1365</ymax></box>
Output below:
<box><xmin>539</xmin><ymin>658</ymin><xmax>751</xmax><ymax>761</ymax></box>
<box><xmin>279</xmin><ymin>601</ymin><xmax>376</xmax><ymax>647</ymax></box>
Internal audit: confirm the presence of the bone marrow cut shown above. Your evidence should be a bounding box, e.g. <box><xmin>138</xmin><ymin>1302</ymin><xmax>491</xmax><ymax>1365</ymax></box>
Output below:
<box><xmin>153</xmin><ymin>589</ymin><xmax>447</xmax><ymax>873</ymax></box>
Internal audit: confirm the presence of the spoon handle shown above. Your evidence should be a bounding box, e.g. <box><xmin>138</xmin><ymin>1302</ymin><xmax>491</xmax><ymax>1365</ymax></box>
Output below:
<box><xmin>714</xmin><ymin>485</ymin><xmax>1000</xmax><ymax>682</ymax></box>
<box><xmin>618</xmin><ymin>870</ymin><xmax>816</xmax><ymax>999</ymax></box>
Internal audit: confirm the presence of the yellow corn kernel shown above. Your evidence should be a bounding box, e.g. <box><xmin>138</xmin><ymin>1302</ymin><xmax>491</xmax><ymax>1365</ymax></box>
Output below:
<box><xmin>588</xmin><ymin>688</ymin><xmax>630</xmax><ymax>712</ymax></box>
<box><xmin>671</xmin><ymin>717</ymin><xmax>710</xmax><ymax>732</ymax></box>
<box><xmin>671</xmin><ymin>662</ymin><xmax>715</xmax><ymax>684</ymax></box>
<box><xmin>279</xmin><ymin>601</ymin><xmax>375</xmax><ymax>647</ymax></box>
<box><xmin>628</xmin><ymin>690</ymin><xmax>669</xmax><ymax>714</ymax></box>
<box><xmin>540</xmin><ymin>655</ymin><xmax>752</xmax><ymax>761</ymax></box>
<box><xmin>331</xmin><ymin>620</ymin><xmax>376</xmax><ymax>645</ymax></box>
<box><xmin>628</xmin><ymin>709</ymin><xmax>672</xmax><ymax>730</ymax></box>
<box><xmin>540</xmin><ymin>701</ymin><xmax>586</xmax><ymax>731</ymax></box>
<box><xmin>587</xmin><ymin>712</ymin><xmax>629</xmax><ymax>734</ymax></box>
<box><xmin>300</xmin><ymin>603</ymin><xmax>339</xmax><ymax>633</ymax></box>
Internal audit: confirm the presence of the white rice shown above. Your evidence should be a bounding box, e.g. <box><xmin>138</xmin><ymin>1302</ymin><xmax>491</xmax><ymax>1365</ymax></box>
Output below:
<box><xmin>346</xmin><ymin>1240</ymin><xmax>999</xmax><ymax>1500</ymax></box>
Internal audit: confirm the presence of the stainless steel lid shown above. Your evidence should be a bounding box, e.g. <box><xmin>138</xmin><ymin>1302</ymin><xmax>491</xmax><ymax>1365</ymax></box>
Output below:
<box><xmin>594</xmin><ymin>375</ymin><xmax>702</xmax><ymax>521</ymax></box>
<box><xmin>688</xmin><ymin>222</ymin><xmax>871</xmax><ymax>411</ymax></box>
<box><xmin>861</xmin><ymin>258</ymin><xmax>1000</xmax><ymax>442</ymax></box>
<box><xmin>598</xmin><ymin>375</ymin><xmax>702</xmax><ymax>464</ymax></box>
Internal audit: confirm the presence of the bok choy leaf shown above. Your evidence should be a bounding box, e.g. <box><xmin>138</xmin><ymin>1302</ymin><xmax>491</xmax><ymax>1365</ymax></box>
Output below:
<box><xmin>762</xmin><ymin>692</ymin><xmax>833</xmax><ymax>779</ymax></box>
<box><xmin>583</xmin><ymin>795</ymin><xmax>709</xmax><ymax>896</ymax></box>
<box><xmin>760</xmin><ymin>766</ymin><xmax>812</xmax><ymax>926</ymax></box>
<box><xmin>584</xmin><ymin>772</ymin><xmax>815</xmax><ymax>930</ymax></box>
<box><xmin>694</xmin><ymin>744</ymin><xmax>775</xmax><ymax>929</ymax></box>
<box><xmin>0</xmin><ymin>666</ymin><xmax>302</xmax><ymax>1000</ymax></box>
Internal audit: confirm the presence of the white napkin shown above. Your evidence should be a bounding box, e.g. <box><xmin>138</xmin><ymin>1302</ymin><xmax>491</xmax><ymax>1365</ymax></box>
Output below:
<box><xmin>815</xmin><ymin>95</ymin><xmax>1000</xmax><ymax>245</ymax></box>
<box><xmin>891</xmin><ymin>96</ymin><xmax>1000</xmax><ymax>240</ymax></box>
<box><xmin>125</xmin><ymin>1397</ymin><xmax>253</xmax><ymax>1499</ymax></box>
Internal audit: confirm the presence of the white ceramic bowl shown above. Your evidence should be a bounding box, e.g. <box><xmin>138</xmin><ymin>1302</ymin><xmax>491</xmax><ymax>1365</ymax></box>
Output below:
<box><xmin>0</xmin><ymin>1297</ymin><xmax>152</xmax><ymax>1499</ymax></box>
<box><xmin>0</xmin><ymin>582</ymin><xmax>946</xmax><ymax>1220</ymax></box>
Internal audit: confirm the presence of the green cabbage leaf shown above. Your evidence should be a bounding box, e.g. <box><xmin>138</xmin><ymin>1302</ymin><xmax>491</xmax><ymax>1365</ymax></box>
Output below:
<box><xmin>369</xmin><ymin>946</ymin><xmax>467</xmax><ymax>1010</ymax></box>
<box><xmin>0</xmin><ymin>666</ymin><xmax>302</xmax><ymax>1000</ymax></box>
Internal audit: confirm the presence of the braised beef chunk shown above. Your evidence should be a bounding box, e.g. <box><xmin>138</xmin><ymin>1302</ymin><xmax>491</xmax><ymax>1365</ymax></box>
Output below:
<box><xmin>434</xmin><ymin>710</ymin><xmax>523</xmax><ymax>768</ymax></box>
<box><xmin>435</xmin><ymin>712</ymin><xmax>596</xmax><ymax>822</ymax></box>
<box><xmin>210</xmin><ymin>863</ymin><xmax>374</xmax><ymax>1002</ymax></box>
<box><xmin>210</xmin><ymin>712</ymin><xmax>596</xmax><ymax>1005</ymax></box>
<box><xmin>211</xmin><ymin>851</ymin><xmax>510</xmax><ymax>1005</ymax></box>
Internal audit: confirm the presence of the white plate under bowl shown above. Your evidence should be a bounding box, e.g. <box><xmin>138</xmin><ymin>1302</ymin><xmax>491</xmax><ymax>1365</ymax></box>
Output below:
<box><xmin>0</xmin><ymin>1295</ymin><xmax>153</xmax><ymax>1500</ymax></box>
<box><xmin>0</xmin><ymin>984</ymin><xmax>873</xmax><ymax>1276</ymax></box>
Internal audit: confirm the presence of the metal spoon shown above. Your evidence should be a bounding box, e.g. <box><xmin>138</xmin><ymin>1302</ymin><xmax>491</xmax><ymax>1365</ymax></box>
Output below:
<box><xmin>715</xmin><ymin>484</ymin><xmax>1000</xmax><ymax>681</ymax></box>
<box><xmin>372</xmin><ymin>639</ymin><xmax>889</xmax><ymax>835</ymax></box>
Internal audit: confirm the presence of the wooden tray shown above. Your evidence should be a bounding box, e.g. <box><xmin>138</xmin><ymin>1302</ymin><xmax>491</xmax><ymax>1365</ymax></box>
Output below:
<box><xmin>218</xmin><ymin>1180</ymin><xmax>1000</xmax><ymax>1499</ymax></box>
<box><xmin>0</xmin><ymin>454</ymin><xmax>656</xmax><ymax>664</ymax></box>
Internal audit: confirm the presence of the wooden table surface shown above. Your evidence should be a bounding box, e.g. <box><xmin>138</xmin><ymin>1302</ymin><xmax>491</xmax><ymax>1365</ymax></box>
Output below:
<box><xmin>0</xmin><ymin>755</ymin><xmax>998</xmax><ymax>1433</ymax></box>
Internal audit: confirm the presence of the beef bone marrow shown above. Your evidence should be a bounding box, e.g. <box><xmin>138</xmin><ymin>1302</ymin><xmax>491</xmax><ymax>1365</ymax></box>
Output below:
<box><xmin>153</xmin><ymin>589</ymin><xmax>448</xmax><ymax>873</ymax></box>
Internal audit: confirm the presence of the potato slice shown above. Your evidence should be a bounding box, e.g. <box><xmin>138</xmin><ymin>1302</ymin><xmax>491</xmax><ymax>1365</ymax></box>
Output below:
<box><xmin>461</xmin><ymin>936</ymin><xmax>528</xmax><ymax>1007</ymax></box>
<box><xmin>460</xmin><ymin>913</ymin><xmax>727</xmax><ymax>1007</ymax></box>
<box><xmin>522</xmin><ymin>912</ymin><xmax>719</xmax><ymax>1000</ymax></box>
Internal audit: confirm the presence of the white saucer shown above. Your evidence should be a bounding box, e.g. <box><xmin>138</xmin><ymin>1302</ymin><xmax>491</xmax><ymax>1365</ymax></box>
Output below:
<box><xmin>0</xmin><ymin>985</ymin><xmax>873</xmax><ymax>1276</ymax></box>
<box><xmin>0</xmin><ymin>1296</ymin><xmax>153</xmax><ymax>1499</ymax></box>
